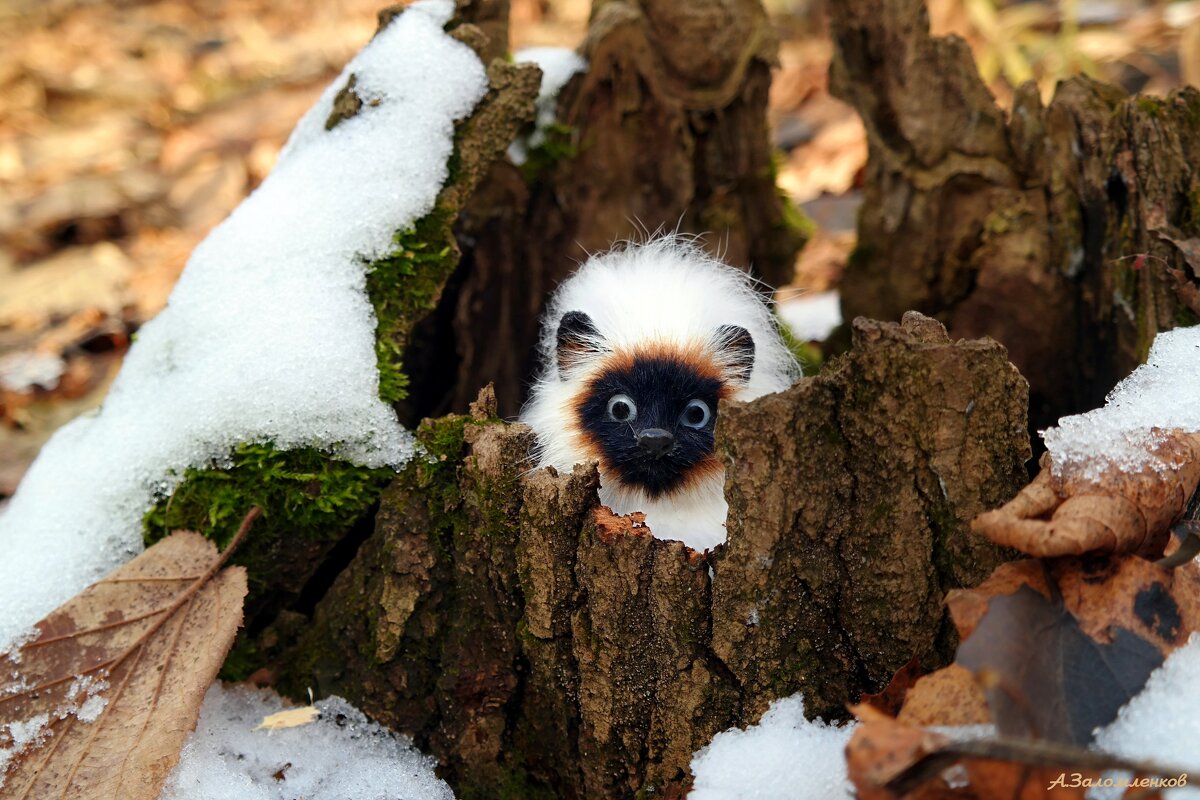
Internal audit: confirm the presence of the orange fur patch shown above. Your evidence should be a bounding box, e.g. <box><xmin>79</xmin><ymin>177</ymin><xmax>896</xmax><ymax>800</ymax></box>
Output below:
<box><xmin>591</xmin><ymin>342</ymin><xmax>731</xmax><ymax>392</ymax></box>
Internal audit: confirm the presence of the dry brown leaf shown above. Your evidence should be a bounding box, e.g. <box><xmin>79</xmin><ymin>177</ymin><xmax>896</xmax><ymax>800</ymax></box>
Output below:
<box><xmin>0</xmin><ymin>508</ymin><xmax>259</xmax><ymax>799</ymax></box>
<box><xmin>897</xmin><ymin>664</ymin><xmax>990</xmax><ymax>727</ymax></box>
<box><xmin>861</xmin><ymin>655</ymin><xmax>927</xmax><ymax>717</ymax></box>
<box><xmin>848</xmin><ymin>706</ymin><xmax>1128</xmax><ymax>800</ymax></box>
<box><xmin>845</xmin><ymin>705</ymin><xmax>960</xmax><ymax>800</ymax></box>
<box><xmin>971</xmin><ymin>431</ymin><xmax>1200</xmax><ymax>558</ymax></box>
<box><xmin>946</xmin><ymin>555</ymin><xmax>1200</xmax><ymax>746</ymax></box>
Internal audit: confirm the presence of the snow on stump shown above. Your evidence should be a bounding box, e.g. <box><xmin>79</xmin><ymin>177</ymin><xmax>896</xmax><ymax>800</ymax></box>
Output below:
<box><xmin>0</xmin><ymin>0</ymin><xmax>539</xmax><ymax>659</ymax></box>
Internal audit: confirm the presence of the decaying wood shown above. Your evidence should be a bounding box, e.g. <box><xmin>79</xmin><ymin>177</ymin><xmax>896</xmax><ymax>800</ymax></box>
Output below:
<box><xmin>829</xmin><ymin>0</ymin><xmax>1200</xmax><ymax>434</ymax></box>
<box><xmin>0</xmin><ymin>509</ymin><xmax>257</xmax><ymax>799</ymax></box>
<box><xmin>403</xmin><ymin>0</ymin><xmax>809</xmax><ymax>420</ymax></box>
<box><xmin>972</xmin><ymin>431</ymin><xmax>1200</xmax><ymax>558</ymax></box>
<box><xmin>272</xmin><ymin>312</ymin><xmax>1028</xmax><ymax>799</ymax></box>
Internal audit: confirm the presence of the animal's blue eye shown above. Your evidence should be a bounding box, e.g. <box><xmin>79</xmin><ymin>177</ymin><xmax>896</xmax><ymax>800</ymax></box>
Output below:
<box><xmin>607</xmin><ymin>394</ymin><xmax>637</xmax><ymax>423</ymax></box>
<box><xmin>681</xmin><ymin>399</ymin><xmax>711</xmax><ymax>428</ymax></box>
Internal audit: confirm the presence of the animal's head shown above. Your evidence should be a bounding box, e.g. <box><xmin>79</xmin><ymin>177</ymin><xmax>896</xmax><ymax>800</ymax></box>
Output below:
<box><xmin>556</xmin><ymin>310</ymin><xmax>755</xmax><ymax>498</ymax></box>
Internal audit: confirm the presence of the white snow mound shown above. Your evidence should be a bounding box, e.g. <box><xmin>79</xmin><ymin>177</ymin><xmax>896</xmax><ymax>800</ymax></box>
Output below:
<box><xmin>689</xmin><ymin>694</ymin><xmax>855</xmax><ymax>800</ymax></box>
<box><xmin>159</xmin><ymin>683</ymin><xmax>455</xmax><ymax>800</ymax></box>
<box><xmin>0</xmin><ymin>0</ymin><xmax>488</xmax><ymax>650</ymax></box>
<box><xmin>1042</xmin><ymin>324</ymin><xmax>1200</xmax><ymax>480</ymax></box>
<box><xmin>1091</xmin><ymin>632</ymin><xmax>1200</xmax><ymax>798</ymax></box>
<box><xmin>508</xmin><ymin>46</ymin><xmax>586</xmax><ymax>165</ymax></box>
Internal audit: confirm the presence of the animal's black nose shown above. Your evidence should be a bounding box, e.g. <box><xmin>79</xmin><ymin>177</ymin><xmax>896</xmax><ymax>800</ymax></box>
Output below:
<box><xmin>637</xmin><ymin>428</ymin><xmax>674</xmax><ymax>458</ymax></box>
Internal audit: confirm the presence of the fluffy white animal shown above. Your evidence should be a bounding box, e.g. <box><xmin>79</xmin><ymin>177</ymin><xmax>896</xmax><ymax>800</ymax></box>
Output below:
<box><xmin>520</xmin><ymin>235</ymin><xmax>801</xmax><ymax>550</ymax></box>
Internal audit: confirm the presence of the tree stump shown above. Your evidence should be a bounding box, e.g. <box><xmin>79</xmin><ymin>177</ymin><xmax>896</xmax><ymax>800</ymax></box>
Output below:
<box><xmin>829</xmin><ymin>0</ymin><xmax>1200</xmax><ymax>433</ymax></box>
<box><xmin>274</xmin><ymin>313</ymin><xmax>1029</xmax><ymax>799</ymax></box>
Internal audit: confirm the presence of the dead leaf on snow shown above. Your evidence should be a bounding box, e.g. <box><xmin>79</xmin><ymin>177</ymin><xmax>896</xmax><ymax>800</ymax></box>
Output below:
<box><xmin>0</xmin><ymin>507</ymin><xmax>259</xmax><ymax>799</ymax></box>
<box><xmin>971</xmin><ymin>431</ymin><xmax>1200</xmax><ymax>558</ymax></box>
<box><xmin>255</xmin><ymin>704</ymin><xmax>319</xmax><ymax>731</ymax></box>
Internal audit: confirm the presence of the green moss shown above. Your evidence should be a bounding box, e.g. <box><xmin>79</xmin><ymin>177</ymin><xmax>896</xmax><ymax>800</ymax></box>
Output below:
<box><xmin>847</xmin><ymin>241</ymin><xmax>874</xmax><ymax>270</ymax></box>
<box><xmin>775</xmin><ymin>312</ymin><xmax>823</xmax><ymax>373</ymax></box>
<box><xmin>219</xmin><ymin>638</ymin><xmax>262</xmax><ymax>682</ymax></box>
<box><xmin>406</xmin><ymin>414</ymin><xmax>470</xmax><ymax>556</ymax></box>
<box><xmin>519</xmin><ymin>121</ymin><xmax>577</xmax><ymax>183</ymax></box>
<box><xmin>144</xmin><ymin>443</ymin><xmax>394</xmax><ymax>549</ymax></box>
<box><xmin>768</xmin><ymin>148</ymin><xmax>816</xmax><ymax>245</ymax></box>
<box><xmin>777</xmin><ymin>186</ymin><xmax>816</xmax><ymax>245</ymax></box>
<box><xmin>1184</xmin><ymin>184</ymin><xmax>1200</xmax><ymax>231</ymax></box>
<box><xmin>1135</xmin><ymin>95</ymin><xmax>1166</xmax><ymax>118</ymax></box>
<box><xmin>367</xmin><ymin>207</ymin><xmax>460</xmax><ymax>405</ymax></box>
<box><xmin>460</xmin><ymin>764</ymin><xmax>557</xmax><ymax>800</ymax></box>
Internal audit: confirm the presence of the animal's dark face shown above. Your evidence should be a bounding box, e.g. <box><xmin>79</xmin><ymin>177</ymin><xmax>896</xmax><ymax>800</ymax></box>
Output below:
<box><xmin>558</xmin><ymin>311</ymin><xmax>756</xmax><ymax>498</ymax></box>
<box><xmin>576</xmin><ymin>354</ymin><xmax>725</xmax><ymax>497</ymax></box>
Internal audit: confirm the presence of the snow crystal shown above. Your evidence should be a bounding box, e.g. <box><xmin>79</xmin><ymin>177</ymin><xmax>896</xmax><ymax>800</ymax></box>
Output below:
<box><xmin>778</xmin><ymin>290</ymin><xmax>842</xmax><ymax>343</ymax></box>
<box><xmin>159</xmin><ymin>683</ymin><xmax>454</xmax><ymax>800</ymax></box>
<box><xmin>1091</xmin><ymin>633</ymin><xmax>1200</xmax><ymax>799</ymax></box>
<box><xmin>0</xmin><ymin>0</ymin><xmax>488</xmax><ymax>650</ymax></box>
<box><xmin>1042</xmin><ymin>325</ymin><xmax>1200</xmax><ymax>480</ymax></box>
<box><xmin>689</xmin><ymin>694</ymin><xmax>855</xmax><ymax>800</ymax></box>
<box><xmin>0</xmin><ymin>712</ymin><xmax>50</xmax><ymax>785</ymax></box>
<box><xmin>507</xmin><ymin>47</ymin><xmax>587</xmax><ymax>165</ymax></box>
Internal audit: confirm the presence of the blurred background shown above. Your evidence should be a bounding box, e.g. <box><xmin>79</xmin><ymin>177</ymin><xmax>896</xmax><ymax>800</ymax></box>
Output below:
<box><xmin>2</xmin><ymin>0</ymin><xmax>1199</xmax><ymax>503</ymax></box>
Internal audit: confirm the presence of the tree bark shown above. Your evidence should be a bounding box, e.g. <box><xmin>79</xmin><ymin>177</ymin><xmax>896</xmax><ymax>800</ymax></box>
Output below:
<box><xmin>829</xmin><ymin>0</ymin><xmax>1200</xmax><ymax>434</ymax></box>
<box><xmin>273</xmin><ymin>313</ymin><xmax>1029</xmax><ymax>799</ymax></box>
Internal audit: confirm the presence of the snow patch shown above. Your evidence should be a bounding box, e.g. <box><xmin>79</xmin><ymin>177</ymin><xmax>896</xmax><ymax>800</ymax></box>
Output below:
<box><xmin>1042</xmin><ymin>325</ymin><xmax>1200</xmax><ymax>480</ymax></box>
<box><xmin>159</xmin><ymin>683</ymin><xmax>455</xmax><ymax>800</ymax></box>
<box><xmin>508</xmin><ymin>47</ymin><xmax>586</xmax><ymax>165</ymax></box>
<box><xmin>1091</xmin><ymin>632</ymin><xmax>1200</xmax><ymax>798</ymax></box>
<box><xmin>0</xmin><ymin>351</ymin><xmax>65</xmax><ymax>392</ymax></box>
<box><xmin>0</xmin><ymin>712</ymin><xmax>50</xmax><ymax>786</ymax></box>
<box><xmin>0</xmin><ymin>0</ymin><xmax>488</xmax><ymax>650</ymax></box>
<box><xmin>778</xmin><ymin>290</ymin><xmax>842</xmax><ymax>343</ymax></box>
<box><xmin>689</xmin><ymin>694</ymin><xmax>855</xmax><ymax>800</ymax></box>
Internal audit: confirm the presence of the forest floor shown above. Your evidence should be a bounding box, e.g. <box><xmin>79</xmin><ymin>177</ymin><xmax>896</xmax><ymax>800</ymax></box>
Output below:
<box><xmin>1</xmin><ymin>0</ymin><xmax>1195</xmax><ymax>507</ymax></box>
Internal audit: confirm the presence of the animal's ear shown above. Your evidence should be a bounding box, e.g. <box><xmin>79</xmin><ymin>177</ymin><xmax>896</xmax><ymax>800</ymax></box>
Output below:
<box><xmin>715</xmin><ymin>325</ymin><xmax>755</xmax><ymax>385</ymax></box>
<box><xmin>556</xmin><ymin>311</ymin><xmax>605</xmax><ymax>375</ymax></box>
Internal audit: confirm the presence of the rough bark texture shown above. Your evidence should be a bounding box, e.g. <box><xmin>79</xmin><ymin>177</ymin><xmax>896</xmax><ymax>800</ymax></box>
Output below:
<box><xmin>829</xmin><ymin>0</ymin><xmax>1200</xmax><ymax>434</ymax></box>
<box><xmin>402</xmin><ymin>0</ymin><xmax>810</xmax><ymax>421</ymax></box>
<box><xmin>274</xmin><ymin>314</ymin><xmax>1028</xmax><ymax>799</ymax></box>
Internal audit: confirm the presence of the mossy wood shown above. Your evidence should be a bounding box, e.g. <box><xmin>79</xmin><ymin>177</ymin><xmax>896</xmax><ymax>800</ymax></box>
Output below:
<box><xmin>829</xmin><ymin>0</ymin><xmax>1200</xmax><ymax>435</ymax></box>
<box><xmin>143</xmin><ymin>9</ymin><xmax>541</xmax><ymax>657</ymax></box>
<box><xmin>274</xmin><ymin>314</ymin><xmax>1028</xmax><ymax>799</ymax></box>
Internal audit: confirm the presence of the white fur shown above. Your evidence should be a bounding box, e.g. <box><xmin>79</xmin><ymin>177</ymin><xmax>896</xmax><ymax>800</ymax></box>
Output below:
<box><xmin>519</xmin><ymin>235</ymin><xmax>801</xmax><ymax>551</ymax></box>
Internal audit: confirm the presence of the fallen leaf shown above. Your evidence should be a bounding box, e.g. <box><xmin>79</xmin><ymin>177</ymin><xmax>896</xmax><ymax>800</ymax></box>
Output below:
<box><xmin>947</xmin><ymin>556</ymin><xmax>1200</xmax><ymax>655</ymax></box>
<box><xmin>0</xmin><ymin>508</ymin><xmax>259</xmax><ymax>798</ymax></box>
<box><xmin>845</xmin><ymin>705</ymin><xmax>957</xmax><ymax>800</ymax></box>
<box><xmin>897</xmin><ymin>664</ymin><xmax>990</xmax><ymax>727</ymax></box>
<box><xmin>971</xmin><ymin>432</ymin><xmax>1200</xmax><ymax>558</ymax></box>
<box><xmin>957</xmin><ymin>583</ymin><xmax>1162</xmax><ymax>745</ymax></box>
<box><xmin>255</xmin><ymin>705</ymin><xmax>319</xmax><ymax>731</ymax></box>
<box><xmin>862</xmin><ymin>654</ymin><xmax>927</xmax><ymax>717</ymax></box>
<box><xmin>850</xmin><ymin>705</ymin><xmax>1185</xmax><ymax>800</ymax></box>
